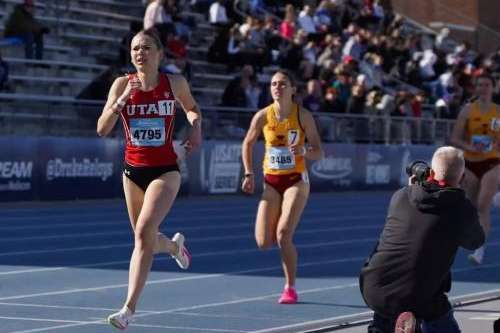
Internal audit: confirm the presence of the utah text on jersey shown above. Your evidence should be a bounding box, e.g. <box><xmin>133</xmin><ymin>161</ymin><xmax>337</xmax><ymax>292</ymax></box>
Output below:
<box><xmin>125</xmin><ymin>100</ymin><xmax>175</xmax><ymax>116</ymax></box>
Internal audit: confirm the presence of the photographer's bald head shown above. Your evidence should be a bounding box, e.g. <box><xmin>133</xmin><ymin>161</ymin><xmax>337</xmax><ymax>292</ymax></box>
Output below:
<box><xmin>431</xmin><ymin>146</ymin><xmax>465</xmax><ymax>187</ymax></box>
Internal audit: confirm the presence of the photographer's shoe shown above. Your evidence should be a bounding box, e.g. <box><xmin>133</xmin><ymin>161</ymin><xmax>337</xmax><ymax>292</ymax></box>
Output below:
<box><xmin>395</xmin><ymin>311</ymin><xmax>416</xmax><ymax>333</ymax></box>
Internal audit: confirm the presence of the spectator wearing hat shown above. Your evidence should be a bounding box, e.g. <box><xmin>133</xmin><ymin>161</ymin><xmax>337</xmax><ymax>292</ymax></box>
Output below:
<box><xmin>4</xmin><ymin>0</ymin><xmax>48</xmax><ymax>59</ymax></box>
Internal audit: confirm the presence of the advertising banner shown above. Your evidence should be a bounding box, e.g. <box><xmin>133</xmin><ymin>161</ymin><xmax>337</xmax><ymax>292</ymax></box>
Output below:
<box><xmin>0</xmin><ymin>137</ymin><xmax>38</xmax><ymax>201</ymax></box>
<box><xmin>0</xmin><ymin>137</ymin><xmax>441</xmax><ymax>201</ymax></box>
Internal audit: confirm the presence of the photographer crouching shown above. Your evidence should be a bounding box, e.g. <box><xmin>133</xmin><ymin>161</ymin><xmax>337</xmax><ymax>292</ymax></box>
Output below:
<box><xmin>359</xmin><ymin>146</ymin><xmax>485</xmax><ymax>333</ymax></box>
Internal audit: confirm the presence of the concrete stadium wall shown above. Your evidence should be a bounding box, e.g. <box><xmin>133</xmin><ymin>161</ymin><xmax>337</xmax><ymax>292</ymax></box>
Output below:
<box><xmin>392</xmin><ymin>0</ymin><xmax>500</xmax><ymax>54</ymax></box>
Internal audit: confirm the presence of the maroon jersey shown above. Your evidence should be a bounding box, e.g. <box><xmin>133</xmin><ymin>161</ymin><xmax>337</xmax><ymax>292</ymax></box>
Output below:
<box><xmin>120</xmin><ymin>73</ymin><xmax>178</xmax><ymax>167</ymax></box>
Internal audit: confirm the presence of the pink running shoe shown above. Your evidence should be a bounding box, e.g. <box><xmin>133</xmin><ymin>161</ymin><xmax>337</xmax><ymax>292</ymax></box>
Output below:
<box><xmin>172</xmin><ymin>233</ymin><xmax>191</xmax><ymax>270</ymax></box>
<box><xmin>107</xmin><ymin>306</ymin><xmax>133</xmax><ymax>330</ymax></box>
<box><xmin>395</xmin><ymin>311</ymin><xmax>416</xmax><ymax>333</ymax></box>
<box><xmin>278</xmin><ymin>287</ymin><xmax>298</xmax><ymax>304</ymax></box>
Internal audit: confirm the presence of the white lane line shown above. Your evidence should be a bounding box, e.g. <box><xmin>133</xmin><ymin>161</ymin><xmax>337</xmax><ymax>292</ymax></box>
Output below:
<box><xmin>170</xmin><ymin>311</ymin><xmax>297</xmax><ymax>322</ymax></box>
<box><xmin>124</xmin><ymin>324</ymin><xmax>247</xmax><ymax>333</ymax></box>
<box><xmin>0</xmin><ymin>220</ymin><xmax>381</xmax><ymax>243</ymax></box>
<box><xmin>156</xmin><ymin>283</ymin><xmax>360</xmax><ymax>314</ymax></box>
<box><xmin>0</xmin><ymin>301</ymin><xmax>155</xmax><ymax>313</ymax></box>
<box><xmin>1</xmin><ymin>232</ymin><xmax>498</xmax><ymax>276</ymax></box>
<box><xmin>0</xmin><ymin>256</ymin><xmax>366</xmax><ymax>301</ymax></box>
<box><xmin>9</xmin><ymin>320</ymin><xmax>247</xmax><ymax>333</ymax></box>
<box><xmin>249</xmin><ymin>311</ymin><xmax>374</xmax><ymax>333</ymax></box>
<box><xmin>6</xmin><ymin>282</ymin><xmax>362</xmax><ymax>333</ymax></box>
<box><xmin>450</xmin><ymin>287</ymin><xmax>500</xmax><ymax>301</ymax></box>
<box><xmin>0</xmin><ymin>224</ymin><xmax>379</xmax><ymax>257</ymax></box>
<box><xmin>0</xmin><ymin>316</ymin><xmax>85</xmax><ymax>324</ymax></box>
<box><xmin>470</xmin><ymin>315</ymin><xmax>500</xmax><ymax>321</ymax></box>
<box><xmin>0</xmin><ymin>243</ymin><xmax>131</xmax><ymax>257</ymax></box>
<box><xmin>0</xmin><ymin>238</ymin><xmax>376</xmax><ymax>281</ymax></box>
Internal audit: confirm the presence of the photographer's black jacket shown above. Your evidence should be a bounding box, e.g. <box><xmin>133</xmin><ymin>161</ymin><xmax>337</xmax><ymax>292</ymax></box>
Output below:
<box><xmin>360</xmin><ymin>182</ymin><xmax>484</xmax><ymax>320</ymax></box>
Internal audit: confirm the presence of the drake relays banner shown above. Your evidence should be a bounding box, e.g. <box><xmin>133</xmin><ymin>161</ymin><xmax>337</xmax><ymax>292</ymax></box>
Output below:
<box><xmin>0</xmin><ymin>137</ymin><xmax>437</xmax><ymax>201</ymax></box>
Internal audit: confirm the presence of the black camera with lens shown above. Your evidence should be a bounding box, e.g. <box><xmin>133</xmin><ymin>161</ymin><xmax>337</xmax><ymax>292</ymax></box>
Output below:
<box><xmin>406</xmin><ymin>160</ymin><xmax>431</xmax><ymax>185</ymax></box>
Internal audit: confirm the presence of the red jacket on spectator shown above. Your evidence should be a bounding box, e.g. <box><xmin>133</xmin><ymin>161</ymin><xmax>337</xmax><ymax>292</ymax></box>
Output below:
<box><xmin>280</xmin><ymin>21</ymin><xmax>295</xmax><ymax>40</ymax></box>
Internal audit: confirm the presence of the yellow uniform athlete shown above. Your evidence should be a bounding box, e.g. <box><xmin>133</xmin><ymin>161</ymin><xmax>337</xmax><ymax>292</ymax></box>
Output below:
<box><xmin>242</xmin><ymin>70</ymin><xmax>322</xmax><ymax>303</ymax></box>
<box><xmin>451</xmin><ymin>73</ymin><xmax>500</xmax><ymax>264</ymax></box>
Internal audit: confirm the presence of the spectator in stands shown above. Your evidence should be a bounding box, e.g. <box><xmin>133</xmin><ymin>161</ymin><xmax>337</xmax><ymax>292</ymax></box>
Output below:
<box><xmin>342</xmin><ymin>32</ymin><xmax>364</xmax><ymax>62</ymax></box>
<box><xmin>221</xmin><ymin>64</ymin><xmax>255</xmax><ymax>107</ymax></box>
<box><xmin>162</xmin><ymin>34</ymin><xmax>192</xmax><ymax>81</ymax></box>
<box><xmin>346</xmin><ymin>84</ymin><xmax>366</xmax><ymax>114</ymax></box>
<box><xmin>436</xmin><ymin>91</ymin><xmax>461</xmax><ymax>120</ymax></box>
<box><xmin>318</xmin><ymin>87</ymin><xmax>343</xmax><ymax>141</ymax></box>
<box><xmin>302</xmin><ymin>79</ymin><xmax>323</xmax><ymax>113</ymax></box>
<box><xmin>207</xmin><ymin>26</ymin><xmax>231</xmax><ymax>64</ymax></box>
<box><xmin>143</xmin><ymin>0</ymin><xmax>173</xmax><ymax>41</ymax></box>
<box><xmin>280</xmin><ymin>4</ymin><xmax>296</xmax><ymax>41</ymax></box>
<box><xmin>298</xmin><ymin>5</ymin><xmax>317</xmax><ymax>35</ymax></box>
<box><xmin>262</xmin><ymin>14</ymin><xmax>281</xmax><ymax>53</ymax></box>
<box><xmin>314</xmin><ymin>1</ymin><xmax>337</xmax><ymax>34</ymax></box>
<box><xmin>165</xmin><ymin>0</ymin><xmax>193</xmax><ymax>41</ymax></box>
<box><xmin>226</xmin><ymin>24</ymin><xmax>245</xmax><ymax>70</ymax></box>
<box><xmin>209</xmin><ymin>0</ymin><xmax>230</xmax><ymax>27</ymax></box>
<box><xmin>4</xmin><ymin>0</ymin><xmax>48</xmax><ymax>59</ymax></box>
<box><xmin>411</xmin><ymin>91</ymin><xmax>426</xmax><ymax>118</ymax></box>
<box><xmin>280</xmin><ymin>30</ymin><xmax>311</xmax><ymax>80</ymax></box>
<box><xmin>331</xmin><ymin>69</ymin><xmax>352</xmax><ymax>110</ymax></box>
<box><xmin>0</xmin><ymin>52</ymin><xmax>8</xmax><ymax>92</ymax></box>
<box><xmin>317</xmin><ymin>35</ymin><xmax>342</xmax><ymax>69</ymax></box>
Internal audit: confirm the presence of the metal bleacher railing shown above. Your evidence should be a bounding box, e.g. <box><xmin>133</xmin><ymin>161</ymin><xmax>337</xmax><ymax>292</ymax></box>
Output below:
<box><xmin>0</xmin><ymin>92</ymin><xmax>455</xmax><ymax>144</ymax></box>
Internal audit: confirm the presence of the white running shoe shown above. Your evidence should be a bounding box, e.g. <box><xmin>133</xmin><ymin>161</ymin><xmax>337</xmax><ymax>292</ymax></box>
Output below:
<box><xmin>468</xmin><ymin>247</ymin><xmax>484</xmax><ymax>265</ymax></box>
<box><xmin>172</xmin><ymin>232</ymin><xmax>191</xmax><ymax>270</ymax></box>
<box><xmin>107</xmin><ymin>306</ymin><xmax>133</xmax><ymax>330</ymax></box>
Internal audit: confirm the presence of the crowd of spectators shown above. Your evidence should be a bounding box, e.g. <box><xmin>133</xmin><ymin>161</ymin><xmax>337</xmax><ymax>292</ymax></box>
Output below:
<box><xmin>6</xmin><ymin>0</ymin><xmax>500</xmax><ymax>142</ymax></box>
<box><xmin>200</xmin><ymin>0</ymin><xmax>500</xmax><ymax>129</ymax></box>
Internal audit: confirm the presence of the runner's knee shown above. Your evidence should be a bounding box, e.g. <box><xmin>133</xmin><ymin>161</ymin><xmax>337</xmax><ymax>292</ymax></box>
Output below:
<box><xmin>134</xmin><ymin>224</ymin><xmax>156</xmax><ymax>252</ymax></box>
<box><xmin>276</xmin><ymin>227</ymin><xmax>293</xmax><ymax>247</ymax></box>
<box><xmin>255</xmin><ymin>236</ymin><xmax>273</xmax><ymax>250</ymax></box>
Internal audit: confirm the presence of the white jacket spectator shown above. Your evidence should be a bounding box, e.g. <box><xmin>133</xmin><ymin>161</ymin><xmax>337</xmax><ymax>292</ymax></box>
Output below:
<box><xmin>143</xmin><ymin>0</ymin><xmax>171</xmax><ymax>30</ymax></box>
<box><xmin>209</xmin><ymin>1</ymin><xmax>229</xmax><ymax>25</ymax></box>
<box><xmin>373</xmin><ymin>0</ymin><xmax>384</xmax><ymax>19</ymax></box>
<box><xmin>419</xmin><ymin>49</ymin><xmax>437</xmax><ymax>79</ymax></box>
<box><xmin>298</xmin><ymin>6</ymin><xmax>317</xmax><ymax>34</ymax></box>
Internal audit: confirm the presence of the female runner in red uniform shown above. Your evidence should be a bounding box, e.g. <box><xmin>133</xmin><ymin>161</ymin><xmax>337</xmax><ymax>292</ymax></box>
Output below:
<box><xmin>97</xmin><ymin>29</ymin><xmax>201</xmax><ymax>330</ymax></box>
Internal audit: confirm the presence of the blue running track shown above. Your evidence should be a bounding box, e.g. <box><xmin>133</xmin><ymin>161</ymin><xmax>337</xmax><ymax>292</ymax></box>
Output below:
<box><xmin>0</xmin><ymin>191</ymin><xmax>499</xmax><ymax>333</ymax></box>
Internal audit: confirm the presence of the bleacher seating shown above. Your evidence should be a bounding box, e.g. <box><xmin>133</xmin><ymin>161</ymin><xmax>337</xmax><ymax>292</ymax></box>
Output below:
<box><xmin>0</xmin><ymin>0</ymin><xmax>233</xmax><ymax>111</ymax></box>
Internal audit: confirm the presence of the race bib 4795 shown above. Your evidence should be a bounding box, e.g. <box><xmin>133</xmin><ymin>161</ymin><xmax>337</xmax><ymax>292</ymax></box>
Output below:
<box><xmin>130</xmin><ymin>118</ymin><xmax>165</xmax><ymax>147</ymax></box>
